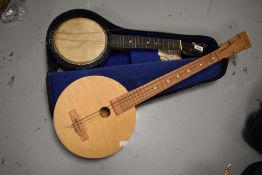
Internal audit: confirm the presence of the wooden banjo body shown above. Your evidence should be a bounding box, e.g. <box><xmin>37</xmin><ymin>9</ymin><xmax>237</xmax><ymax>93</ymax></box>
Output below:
<box><xmin>54</xmin><ymin>76</ymin><xmax>136</xmax><ymax>158</ymax></box>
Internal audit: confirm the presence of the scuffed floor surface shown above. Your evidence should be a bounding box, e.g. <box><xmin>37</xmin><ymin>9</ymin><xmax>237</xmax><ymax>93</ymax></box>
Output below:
<box><xmin>0</xmin><ymin>0</ymin><xmax>262</xmax><ymax>175</ymax></box>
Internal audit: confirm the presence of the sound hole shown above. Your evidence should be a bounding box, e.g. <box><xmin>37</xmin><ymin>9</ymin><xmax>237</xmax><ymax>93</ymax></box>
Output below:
<box><xmin>99</xmin><ymin>107</ymin><xmax>111</xmax><ymax>118</ymax></box>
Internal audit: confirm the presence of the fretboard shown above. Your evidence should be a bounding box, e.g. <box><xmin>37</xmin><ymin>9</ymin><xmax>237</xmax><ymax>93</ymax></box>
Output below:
<box><xmin>109</xmin><ymin>34</ymin><xmax>181</xmax><ymax>50</ymax></box>
<box><xmin>110</xmin><ymin>50</ymin><xmax>222</xmax><ymax>115</ymax></box>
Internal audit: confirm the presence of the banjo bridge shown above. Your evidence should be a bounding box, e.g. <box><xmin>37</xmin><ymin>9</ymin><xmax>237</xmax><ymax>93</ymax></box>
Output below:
<box><xmin>68</xmin><ymin>109</ymin><xmax>89</xmax><ymax>142</ymax></box>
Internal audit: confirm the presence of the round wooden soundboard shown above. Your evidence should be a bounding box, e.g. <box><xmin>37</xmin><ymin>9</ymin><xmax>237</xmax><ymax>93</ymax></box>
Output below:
<box><xmin>53</xmin><ymin>76</ymin><xmax>136</xmax><ymax>158</ymax></box>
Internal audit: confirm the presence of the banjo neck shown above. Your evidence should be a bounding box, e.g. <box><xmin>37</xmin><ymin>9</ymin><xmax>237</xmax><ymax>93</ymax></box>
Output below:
<box><xmin>109</xmin><ymin>34</ymin><xmax>181</xmax><ymax>50</ymax></box>
<box><xmin>110</xmin><ymin>31</ymin><xmax>251</xmax><ymax>115</ymax></box>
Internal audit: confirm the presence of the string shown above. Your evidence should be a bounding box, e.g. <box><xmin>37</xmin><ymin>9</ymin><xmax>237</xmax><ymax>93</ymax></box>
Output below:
<box><xmin>74</xmin><ymin>48</ymin><xmax>224</xmax><ymax>127</ymax></box>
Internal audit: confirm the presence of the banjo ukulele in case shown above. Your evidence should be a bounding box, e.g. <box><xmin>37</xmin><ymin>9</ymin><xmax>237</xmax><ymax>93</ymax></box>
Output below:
<box><xmin>46</xmin><ymin>9</ymin><xmax>229</xmax><ymax>114</ymax></box>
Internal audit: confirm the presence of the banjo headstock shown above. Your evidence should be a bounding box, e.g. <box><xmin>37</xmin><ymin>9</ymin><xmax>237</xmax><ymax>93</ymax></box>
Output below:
<box><xmin>219</xmin><ymin>31</ymin><xmax>251</xmax><ymax>59</ymax></box>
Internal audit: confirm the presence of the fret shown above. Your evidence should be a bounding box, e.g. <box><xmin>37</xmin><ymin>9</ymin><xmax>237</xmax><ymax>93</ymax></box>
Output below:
<box><xmin>125</xmin><ymin>90</ymin><xmax>137</xmax><ymax>108</ymax></box>
<box><xmin>146</xmin><ymin>36</ymin><xmax>150</xmax><ymax>48</ymax></box>
<box><xmin>152</xmin><ymin>81</ymin><xmax>162</xmax><ymax>93</ymax></box>
<box><xmin>150</xmin><ymin>37</ymin><xmax>153</xmax><ymax>48</ymax></box>
<box><xmin>140</xmin><ymin>36</ymin><xmax>143</xmax><ymax>48</ymax></box>
<box><xmin>145</xmin><ymin>36</ymin><xmax>148</xmax><ymax>49</ymax></box>
<box><xmin>134</xmin><ymin>35</ymin><xmax>137</xmax><ymax>48</ymax></box>
<box><xmin>130</xmin><ymin>35</ymin><xmax>134</xmax><ymax>48</ymax></box>
<box><xmin>123</xmin><ymin>35</ymin><xmax>125</xmax><ymax>48</ymax></box>
<box><xmin>153</xmin><ymin>37</ymin><xmax>157</xmax><ymax>47</ymax></box>
<box><xmin>118</xmin><ymin>35</ymin><xmax>121</xmax><ymax>48</ymax></box>
<box><xmin>122</xmin><ymin>35</ymin><xmax>125</xmax><ymax>48</ymax></box>
<box><xmin>131</xmin><ymin>35</ymin><xmax>133</xmax><ymax>48</ymax></box>
<box><xmin>137</xmin><ymin>36</ymin><xmax>140</xmax><ymax>48</ymax></box>
<box><xmin>148</xmin><ymin>37</ymin><xmax>151</xmax><ymax>48</ymax></box>
<box><xmin>160</xmin><ymin>38</ymin><xmax>164</xmax><ymax>49</ymax></box>
<box><xmin>164</xmin><ymin>39</ymin><xmax>167</xmax><ymax>49</ymax></box>
<box><xmin>141</xmin><ymin>86</ymin><xmax>148</xmax><ymax>99</ymax></box>
<box><xmin>117</xmin><ymin>35</ymin><xmax>120</xmax><ymax>48</ymax></box>
<box><xmin>125</xmin><ymin>97</ymin><xmax>132</xmax><ymax>109</ymax></box>
<box><xmin>122</xmin><ymin>35</ymin><xmax>124</xmax><ymax>48</ymax></box>
<box><xmin>170</xmin><ymin>39</ymin><xmax>173</xmax><ymax>49</ymax></box>
<box><xmin>144</xmin><ymin>36</ymin><xmax>147</xmax><ymax>48</ymax></box>
<box><xmin>126</xmin><ymin>35</ymin><xmax>129</xmax><ymax>47</ymax></box>
<box><xmin>130</xmin><ymin>35</ymin><xmax>133</xmax><ymax>48</ymax></box>
<box><xmin>147</xmin><ymin>36</ymin><xmax>150</xmax><ymax>48</ymax></box>
<box><xmin>158</xmin><ymin>38</ymin><xmax>162</xmax><ymax>48</ymax></box>
<box><xmin>114</xmin><ymin>35</ymin><xmax>116</xmax><ymax>47</ymax></box>
<box><xmin>129</xmin><ymin>89</ymin><xmax>137</xmax><ymax>102</ymax></box>
<box><xmin>142</xmin><ymin>36</ymin><xmax>145</xmax><ymax>48</ymax></box>
<box><xmin>126</xmin><ymin>35</ymin><xmax>128</xmax><ymax>44</ymax></box>
<box><xmin>119</xmin><ymin>98</ymin><xmax>125</xmax><ymax>110</ymax></box>
<box><xmin>111</xmin><ymin>35</ymin><xmax>115</xmax><ymax>47</ymax></box>
<box><xmin>125</xmin><ymin>35</ymin><xmax>127</xmax><ymax>48</ymax></box>
<box><xmin>151</xmin><ymin>37</ymin><xmax>153</xmax><ymax>48</ymax></box>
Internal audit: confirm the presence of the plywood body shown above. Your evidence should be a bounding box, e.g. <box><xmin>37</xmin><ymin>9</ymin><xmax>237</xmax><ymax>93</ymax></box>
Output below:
<box><xmin>54</xmin><ymin>18</ymin><xmax>107</xmax><ymax>65</ymax></box>
<box><xmin>54</xmin><ymin>76</ymin><xmax>136</xmax><ymax>158</ymax></box>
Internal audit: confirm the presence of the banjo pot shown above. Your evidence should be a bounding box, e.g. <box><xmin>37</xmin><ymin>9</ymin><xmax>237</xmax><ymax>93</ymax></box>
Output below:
<box><xmin>52</xmin><ymin>17</ymin><xmax>109</xmax><ymax>69</ymax></box>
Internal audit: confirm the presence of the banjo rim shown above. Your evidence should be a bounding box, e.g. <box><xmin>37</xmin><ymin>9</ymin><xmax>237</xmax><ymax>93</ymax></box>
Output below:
<box><xmin>46</xmin><ymin>9</ymin><xmax>111</xmax><ymax>70</ymax></box>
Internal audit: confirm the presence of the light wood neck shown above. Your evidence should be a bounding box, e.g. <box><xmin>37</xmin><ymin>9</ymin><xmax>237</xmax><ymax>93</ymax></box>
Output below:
<box><xmin>110</xmin><ymin>31</ymin><xmax>251</xmax><ymax>115</ymax></box>
<box><xmin>109</xmin><ymin>34</ymin><xmax>181</xmax><ymax>50</ymax></box>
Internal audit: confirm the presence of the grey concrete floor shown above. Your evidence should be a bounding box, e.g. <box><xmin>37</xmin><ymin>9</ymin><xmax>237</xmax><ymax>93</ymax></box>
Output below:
<box><xmin>0</xmin><ymin>0</ymin><xmax>262</xmax><ymax>175</ymax></box>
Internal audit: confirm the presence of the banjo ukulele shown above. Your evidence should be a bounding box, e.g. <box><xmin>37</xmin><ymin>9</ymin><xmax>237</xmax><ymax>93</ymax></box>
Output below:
<box><xmin>49</xmin><ymin>17</ymin><xmax>206</xmax><ymax>69</ymax></box>
<box><xmin>53</xmin><ymin>32</ymin><xmax>251</xmax><ymax>158</ymax></box>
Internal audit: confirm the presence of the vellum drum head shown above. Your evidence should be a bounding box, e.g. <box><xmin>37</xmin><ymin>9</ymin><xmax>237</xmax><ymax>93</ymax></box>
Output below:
<box><xmin>54</xmin><ymin>18</ymin><xmax>107</xmax><ymax>66</ymax></box>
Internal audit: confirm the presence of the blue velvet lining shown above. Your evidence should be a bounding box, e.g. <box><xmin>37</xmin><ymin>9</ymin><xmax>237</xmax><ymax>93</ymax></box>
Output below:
<box><xmin>47</xmin><ymin>52</ymin><xmax>223</xmax><ymax>113</ymax></box>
